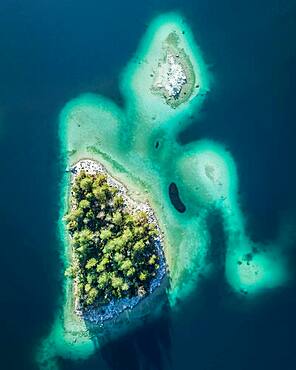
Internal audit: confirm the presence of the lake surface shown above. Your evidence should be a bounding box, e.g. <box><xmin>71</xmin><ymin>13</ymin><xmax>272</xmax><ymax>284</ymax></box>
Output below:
<box><xmin>0</xmin><ymin>1</ymin><xmax>296</xmax><ymax>369</ymax></box>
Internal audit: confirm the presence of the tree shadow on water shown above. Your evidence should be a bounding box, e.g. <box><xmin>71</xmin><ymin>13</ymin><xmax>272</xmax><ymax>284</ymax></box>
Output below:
<box><xmin>99</xmin><ymin>299</ymin><xmax>172</xmax><ymax>370</ymax></box>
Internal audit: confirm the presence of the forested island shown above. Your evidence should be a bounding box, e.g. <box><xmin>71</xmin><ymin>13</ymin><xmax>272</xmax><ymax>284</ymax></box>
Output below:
<box><xmin>64</xmin><ymin>160</ymin><xmax>165</xmax><ymax>320</ymax></box>
<box><xmin>37</xmin><ymin>13</ymin><xmax>210</xmax><ymax>367</ymax></box>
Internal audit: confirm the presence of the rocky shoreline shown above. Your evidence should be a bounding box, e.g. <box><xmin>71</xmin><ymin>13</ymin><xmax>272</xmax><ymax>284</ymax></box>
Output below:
<box><xmin>68</xmin><ymin>159</ymin><xmax>167</xmax><ymax>325</ymax></box>
<box><xmin>151</xmin><ymin>31</ymin><xmax>197</xmax><ymax>108</ymax></box>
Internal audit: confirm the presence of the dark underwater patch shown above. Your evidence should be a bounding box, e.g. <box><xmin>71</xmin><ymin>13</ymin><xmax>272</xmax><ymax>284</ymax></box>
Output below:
<box><xmin>168</xmin><ymin>182</ymin><xmax>186</xmax><ymax>213</ymax></box>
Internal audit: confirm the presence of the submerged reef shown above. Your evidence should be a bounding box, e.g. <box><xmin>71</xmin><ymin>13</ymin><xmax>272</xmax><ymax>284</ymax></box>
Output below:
<box><xmin>37</xmin><ymin>12</ymin><xmax>293</xmax><ymax>369</ymax></box>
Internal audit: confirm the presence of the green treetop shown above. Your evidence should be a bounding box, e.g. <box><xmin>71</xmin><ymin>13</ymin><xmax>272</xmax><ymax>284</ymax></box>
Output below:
<box><xmin>65</xmin><ymin>171</ymin><xmax>161</xmax><ymax>308</ymax></box>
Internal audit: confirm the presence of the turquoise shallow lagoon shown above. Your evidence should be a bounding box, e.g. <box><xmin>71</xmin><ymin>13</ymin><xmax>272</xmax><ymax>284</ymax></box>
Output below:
<box><xmin>0</xmin><ymin>1</ymin><xmax>296</xmax><ymax>370</ymax></box>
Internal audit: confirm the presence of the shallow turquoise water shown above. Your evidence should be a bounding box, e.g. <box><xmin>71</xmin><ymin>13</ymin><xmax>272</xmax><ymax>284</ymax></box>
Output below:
<box><xmin>0</xmin><ymin>1</ymin><xmax>296</xmax><ymax>369</ymax></box>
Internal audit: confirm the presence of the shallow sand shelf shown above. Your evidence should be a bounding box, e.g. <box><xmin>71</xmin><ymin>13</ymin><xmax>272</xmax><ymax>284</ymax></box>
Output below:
<box><xmin>37</xmin><ymin>11</ymin><xmax>291</xmax><ymax>369</ymax></box>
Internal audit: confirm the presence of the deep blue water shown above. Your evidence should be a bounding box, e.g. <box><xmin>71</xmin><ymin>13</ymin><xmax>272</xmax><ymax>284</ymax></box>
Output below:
<box><xmin>0</xmin><ymin>1</ymin><xmax>296</xmax><ymax>369</ymax></box>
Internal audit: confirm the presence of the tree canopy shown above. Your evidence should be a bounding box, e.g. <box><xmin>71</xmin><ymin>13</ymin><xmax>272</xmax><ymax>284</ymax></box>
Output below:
<box><xmin>65</xmin><ymin>170</ymin><xmax>160</xmax><ymax>308</ymax></box>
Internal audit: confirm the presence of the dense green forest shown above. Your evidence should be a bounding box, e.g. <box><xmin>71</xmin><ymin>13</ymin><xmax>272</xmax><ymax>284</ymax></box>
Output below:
<box><xmin>65</xmin><ymin>170</ymin><xmax>160</xmax><ymax>307</ymax></box>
